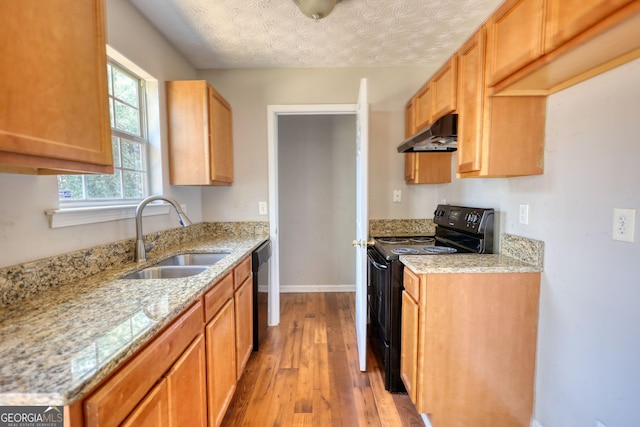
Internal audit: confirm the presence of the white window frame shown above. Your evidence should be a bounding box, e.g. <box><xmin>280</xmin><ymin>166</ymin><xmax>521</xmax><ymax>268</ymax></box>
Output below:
<box><xmin>46</xmin><ymin>47</ymin><xmax>166</xmax><ymax>228</ymax></box>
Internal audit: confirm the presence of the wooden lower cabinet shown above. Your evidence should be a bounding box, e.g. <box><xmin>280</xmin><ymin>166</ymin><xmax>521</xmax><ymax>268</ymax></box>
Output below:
<box><xmin>78</xmin><ymin>254</ymin><xmax>259</xmax><ymax>427</ymax></box>
<box><xmin>400</xmin><ymin>290</ymin><xmax>419</xmax><ymax>404</ymax></box>
<box><xmin>121</xmin><ymin>380</ymin><xmax>169</xmax><ymax>427</ymax></box>
<box><xmin>118</xmin><ymin>335</ymin><xmax>207</xmax><ymax>427</ymax></box>
<box><xmin>84</xmin><ymin>302</ymin><xmax>204</xmax><ymax>427</ymax></box>
<box><xmin>167</xmin><ymin>335</ymin><xmax>207</xmax><ymax>427</ymax></box>
<box><xmin>400</xmin><ymin>269</ymin><xmax>540</xmax><ymax>426</ymax></box>
<box><xmin>206</xmin><ymin>298</ymin><xmax>237</xmax><ymax>427</ymax></box>
<box><xmin>234</xmin><ymin>276</ymin><xmax>253</xmax><ymax>380</ymax></box>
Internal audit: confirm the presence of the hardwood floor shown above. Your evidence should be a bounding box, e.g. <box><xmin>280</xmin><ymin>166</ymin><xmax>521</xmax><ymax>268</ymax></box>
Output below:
<box><xmin>221</xmin><ymin>292</ymin><xmax>423</xmax><ymax>427</ymax></box>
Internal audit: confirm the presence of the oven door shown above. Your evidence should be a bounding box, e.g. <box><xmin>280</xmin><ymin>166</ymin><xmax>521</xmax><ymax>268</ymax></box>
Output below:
<box><xmin>367</xmin><ymin>247</ymin><xmax>390</xmax><ymax>341</ymax></box>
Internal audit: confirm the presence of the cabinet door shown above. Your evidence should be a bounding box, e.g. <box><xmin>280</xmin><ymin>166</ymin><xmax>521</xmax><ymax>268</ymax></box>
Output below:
<box><xmin>457</xmin><ymin>30</ymin><xmax>485</xmax><ymax>175</ymax></box>
<box><xmin>487</xmin><ymin>0</ymin><xmax>546</xmax><ymax>86</ymax></box>
<box><xmin>235</xmin><ymin>277</ymin><xmax>253</xmax><ymax>380</ymax></box>
<box><xmin>167</xmin><ymin>80</ymin><xmax>233</xmax><ymax>186</ymax></box>
<box><xmin>0</xmin><ymin>0</ymin><xmax>112</xmax><ymax>174</ymax></box>
<box><xmin>206</xmin><ymin>298</ymin><xmax>237</xmax><ymax>427</ymax></box>
<box><xmin>121</xmin><ymin>380</ymin><xmax>169</xmax><ymax>427</ymax></box>
<box><xmin>430</xmin><ymin>56</ymin><xmax>458</xmax><ymax>122</ymax></box>
<box><xmin>404</xmin><ymin>99</ymin><xmax>417</xmax><ymax>183</ymax></box>
<box><xmin>166</xmin><ymin>335</ymin><xmax>207</xmax><ymax>427</ymax></box>
<box><xmin>400</xmin><ymin>290</ymin><xmax>419</xmax><ymax>404</ymax></box>
<box><xmin>545</xmin><ymin>0</ymin><xmax>632</xmax><ymax>51</ymax></box>
<box><xmin>405</xmin><ymin>154</ymin><xmax>417</xmax><ymax>183</ymax></box>
<box><xmin>208</xmin><ymin>87</ymin><xmax>234</xmax><ymax>184</ymax></box>
<box><xmin>414</xmin><ymin>83</ymin><xmax>431</xmax><ymax>131</ymax></box>
<box><xmin>411</xmin><ymin>153</ymin><xmax>452</xmax><ymax>184</ymax></box>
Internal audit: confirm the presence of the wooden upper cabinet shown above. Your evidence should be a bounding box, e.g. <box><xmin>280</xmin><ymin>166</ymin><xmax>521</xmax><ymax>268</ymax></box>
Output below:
<box><xmin>406</xmin><ymin>153</ymin><xmax>452</xmax><ymax>184</ymax></box>
<box><xmin>405</xmin><ymin>98</ymin><xmax>416</xmax><ymax>138</ymax></box>
<box><xmin>166</xmin><ymin>80</ymin><xmax>234</xmax><ymax>186</ymax></box>
<box><xmin>545</xmin><ymin>0</ymin><xmax>633</xmax><ymax>52</ymax></box>
<box><xmin>414</xmin><ymin>83</ymin><xmax>431</xmax><ymax>131</ymax></box>
<box><xmin>430</xmin><ymin>56</ymin><xmax>458</xmax><ymax>122</ymax></box>
<box><xmin>404</xmin><ymin>87</ymin><xmax>452</xmax><ymax>185</ymax></box>
<box><xmin>0</xmin><ymin>0</ymin><xmax>113</xmax><ymax>174</ymax></box>
<box><xmin>486</xmin><ymin>0</ymin><xmax>546</xmax><ymax>87</ymax></box>
<box><xmin>457</xmin><ymin>30</ymin><xmax>486</xmax><ymax>175</ymax></box>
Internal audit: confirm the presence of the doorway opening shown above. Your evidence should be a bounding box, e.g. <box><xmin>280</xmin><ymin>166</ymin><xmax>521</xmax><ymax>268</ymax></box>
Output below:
<box><xmin>267</xmin><ymin>104</ymin><xmax>358</xmax><ymax>327</ymax></box>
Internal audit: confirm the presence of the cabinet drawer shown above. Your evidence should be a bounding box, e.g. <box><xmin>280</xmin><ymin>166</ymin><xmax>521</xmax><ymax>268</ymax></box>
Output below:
<box><xmin>233</xmin><ymin>256</ymin><xmax>251</xmax><ymax>290</ymax></box>
<box><xmin>84</xmin><ymin>301</ymin><xmax>203</xmax><ymax>427</ymax></box>
<box><xmin>403</xmin><ymin>268</ymin><xmax>420</xmax><ymax>301</ymax></box>
<box><xmin>204</xmin><ymin>273</ymin><xmax>234</xmax><ymax>322</ymax></box>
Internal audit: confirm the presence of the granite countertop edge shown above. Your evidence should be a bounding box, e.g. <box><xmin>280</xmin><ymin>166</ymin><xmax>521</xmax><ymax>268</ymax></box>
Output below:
<box><xmin>399</xmin><ymin>253</ymin><xmax>543</xmax><ymax>274</ymax></box>
<box><xmin>0</xmin><ymin>234</ymin><xmax>267</xmax><ymax>406</ymax></box>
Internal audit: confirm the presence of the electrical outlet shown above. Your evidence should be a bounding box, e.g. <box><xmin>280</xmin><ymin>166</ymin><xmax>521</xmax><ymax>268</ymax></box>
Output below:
<box><xmin>519</xmin><ymin>204</ymin><xmax>529</xmax><ymax>225</ymax></box>
<box><xmin>393</xmin><ymin>190</ymin><xmax>402</xmax><ymax>203</ymax></box>
<box><xmin>612</xmin><ymin>208</ymin><xmax>636</xmax><ymax>242</ymax></box>
<box><xmin>258</xmin><ymin>201</ymin><xmax>268</xmax><ymax>216</ymax></box>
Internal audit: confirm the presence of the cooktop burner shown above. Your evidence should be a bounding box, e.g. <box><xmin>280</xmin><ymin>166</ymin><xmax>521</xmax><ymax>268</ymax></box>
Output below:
<box><xmin>377</xmin><ymin>237</ymin><xmax>409</xmax><ymax>244</ymax></box>
<box><xmin>391</xmin><ymin>247</ymin><xmax>421</xmax><ymax>255</ymax></box>
<box><xmin>410</xmin><ymin>237</ymin><xmax>435</xmax><ymax>244</ymax></box>
<box><xmin>422</xmin><ymin>246</ymin><xmax>457</xmax><ymax>254</ymax></box>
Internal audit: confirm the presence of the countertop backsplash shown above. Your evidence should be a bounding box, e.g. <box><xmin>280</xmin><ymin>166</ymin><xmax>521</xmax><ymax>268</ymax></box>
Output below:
<box><xmin>500</xmin><ymin>233</ymin><xmax>545</xmax><ymax>268</ymax></box>
<box><xmin>0</xmin><ymin>221</ymin><xmax>269</xmax><ymax>308</ymax></box>
<box><xmin>369</xmin><ymin>219</ymin><xmax>436</xmax><ymax>237</ymax></box>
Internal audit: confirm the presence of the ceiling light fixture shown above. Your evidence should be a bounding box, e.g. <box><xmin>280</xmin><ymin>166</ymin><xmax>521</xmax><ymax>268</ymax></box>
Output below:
<box><xmin>293</xmin><ymin>0</ymin><xmax>339</xmax><ymax>21</ymax></box>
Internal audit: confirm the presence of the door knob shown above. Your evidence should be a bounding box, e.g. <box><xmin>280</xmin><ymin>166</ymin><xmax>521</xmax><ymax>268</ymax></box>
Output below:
<box><xmin>352</xmin><ymin>239</ymin><xmax>374</xmax><ymax>248</ymax></box>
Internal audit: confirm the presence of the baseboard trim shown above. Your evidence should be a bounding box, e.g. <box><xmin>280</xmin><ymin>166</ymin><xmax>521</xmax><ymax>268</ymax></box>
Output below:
<box><xmin>278</xmin><ymin>284</ymin><xmax>356</xmax><ymax>293</ymax></box>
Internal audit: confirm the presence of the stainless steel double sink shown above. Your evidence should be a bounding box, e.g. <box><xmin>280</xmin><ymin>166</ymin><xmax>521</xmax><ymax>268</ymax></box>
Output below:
<box><xmin>121</xmin><ymin>253</ymin><xmax>229</xmax><ymax>280</ymax></box>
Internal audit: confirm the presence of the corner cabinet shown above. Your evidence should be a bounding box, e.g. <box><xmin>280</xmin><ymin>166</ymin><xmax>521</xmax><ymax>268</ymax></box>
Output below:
<box><xmin>166</xmin><ymin>80</ymin><xmax>234</xmax><ymax>186</ymax></box>
<box><xmin>0</xmin><ymin>0</ymin><xmax>113</xmax><ymax>174</ymax></box>
<box><xmin>400</xmin><ymin>268</ymin><xmax>540</xmax><ymax>427</ymax></box>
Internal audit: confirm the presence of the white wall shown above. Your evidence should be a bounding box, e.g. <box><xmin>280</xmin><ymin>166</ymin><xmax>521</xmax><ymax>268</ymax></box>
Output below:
<box><xmin>0</xmin><ymin>0</ymin><xmax>198</xmax><ymax>268</ymax></box>
<box><xmin>278</xmin><ymin>114</ymin><xmax>356</xmax><ymax>291</ymax></box>
<box><xmin>197</xmin><ymin>67</ymin><xmax>440</xmax><ymax>222</ymax></box>
<box><xmin>441</xmin><ymin>59</ymin><xmax>640</xmax><ymax>427</ymax></box>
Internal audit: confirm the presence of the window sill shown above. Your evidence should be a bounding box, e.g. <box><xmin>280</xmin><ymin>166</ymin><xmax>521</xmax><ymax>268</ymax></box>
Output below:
<box><xmin>45</xmin><ymin>204</ymin><xmax>171</xmax><ymax>229</ymax></box>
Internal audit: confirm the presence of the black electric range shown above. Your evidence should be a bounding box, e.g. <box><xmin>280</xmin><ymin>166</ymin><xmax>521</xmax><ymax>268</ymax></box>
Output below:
<box><xmin>367</xmin><ymin>204</ymin><xmax>494</xmax><ymax>392</ymax></box>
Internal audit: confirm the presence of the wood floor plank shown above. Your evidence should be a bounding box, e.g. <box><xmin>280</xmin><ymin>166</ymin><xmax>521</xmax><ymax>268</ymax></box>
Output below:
<box><xmin>221</xmin><ymin>292</ymin><xmax>422</xmax><ymax>427</ymax></box>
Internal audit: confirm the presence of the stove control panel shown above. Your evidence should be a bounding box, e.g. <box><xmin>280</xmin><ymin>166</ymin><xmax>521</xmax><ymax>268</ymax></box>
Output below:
<box><xmin>433</xmin><ymin>204</ymin><xmax>494</xmax><ymax>233</ymax></box>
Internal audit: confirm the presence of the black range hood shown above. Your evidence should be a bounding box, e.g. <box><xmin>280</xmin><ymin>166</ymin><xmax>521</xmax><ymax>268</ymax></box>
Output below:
<box><xmin>397</xmin><ymin>114</ymin><xmax>458</xmax><ymax>153</ymax></box>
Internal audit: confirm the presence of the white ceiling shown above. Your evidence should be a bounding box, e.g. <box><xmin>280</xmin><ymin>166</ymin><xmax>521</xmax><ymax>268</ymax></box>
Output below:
<box><xmin>128</xmin><ymin>0</ymin><xmax>503</xmax><ymax>69</ymax></box>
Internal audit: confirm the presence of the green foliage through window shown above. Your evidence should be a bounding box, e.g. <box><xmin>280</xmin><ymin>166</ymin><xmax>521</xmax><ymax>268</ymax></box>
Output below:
<box><xmin>58</xmin><ymin>60</ymin><xmax>149</xmax><ymax>204</ymax></box>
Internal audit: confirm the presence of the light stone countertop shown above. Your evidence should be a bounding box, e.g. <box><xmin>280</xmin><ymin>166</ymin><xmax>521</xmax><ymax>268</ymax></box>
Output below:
<box><xmin>400</xmin><ymin>253</ymin><xmax>543</xmax><ymax>274</ymax></box>
<box><xmin>0</xmin><ymin>234</ymin><xmax>267</xmax><ymax>406</ymax></box>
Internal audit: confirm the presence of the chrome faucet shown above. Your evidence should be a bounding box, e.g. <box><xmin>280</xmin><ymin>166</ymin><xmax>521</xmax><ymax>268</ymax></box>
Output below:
<box><xmin>134</xmin><ymin>195</ymin><xmax>193</xmax><ymax>262</ymax></box>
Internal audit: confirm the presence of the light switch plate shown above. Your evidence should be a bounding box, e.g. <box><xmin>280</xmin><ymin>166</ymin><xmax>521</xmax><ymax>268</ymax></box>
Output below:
<box><xmin>258</xmin><ymin>201</ymin><xmax>268</xmax><ymax>216</ymax></box>
<box><xmin>393</xmin><ymin>190</ymin><xmax>402</xmax><ymax>203</ymax></box>
<box><xmin>519</xmin><ymin>204</ymin><xmax>529</xmax><ymax>225</ymax></box>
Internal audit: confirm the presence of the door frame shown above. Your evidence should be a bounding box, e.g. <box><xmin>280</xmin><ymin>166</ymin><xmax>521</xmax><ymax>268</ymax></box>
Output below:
<box><xmin>266</xmin><ymin>104</ymin><xmax>357</xmax><ymax>326</ymax></box>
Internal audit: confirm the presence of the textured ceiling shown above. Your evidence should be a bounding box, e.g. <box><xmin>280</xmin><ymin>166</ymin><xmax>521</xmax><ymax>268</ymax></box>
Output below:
<box><xmin>128</xmin><ymin>0</ymin><xmax>503</xmax><ymax>69</ymax></box>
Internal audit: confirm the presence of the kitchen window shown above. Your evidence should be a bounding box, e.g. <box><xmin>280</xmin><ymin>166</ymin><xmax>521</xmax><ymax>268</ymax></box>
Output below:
<box><xmin>46</xmin><ymin>48</ymin><xmax>166</xmax><ymax>229</ymax></box>
<box><xmin>57</xmin><ymin>59</ymin><xmax>149</xmax><ymax>205</ymax></box>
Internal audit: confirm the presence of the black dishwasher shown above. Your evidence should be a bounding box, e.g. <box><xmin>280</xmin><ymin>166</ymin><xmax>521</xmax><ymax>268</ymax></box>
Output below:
<box><xmin>252</xmin><ymin>240</ymin><xmax>271</xmax><ymax>351</ymax></box>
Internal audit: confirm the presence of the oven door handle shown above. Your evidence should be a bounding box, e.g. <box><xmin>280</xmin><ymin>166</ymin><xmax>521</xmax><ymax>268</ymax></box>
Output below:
<box><xmin>370</xmin><ymin>259</ymin><xmax>388</xmax><ymax>270</ymax></box>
